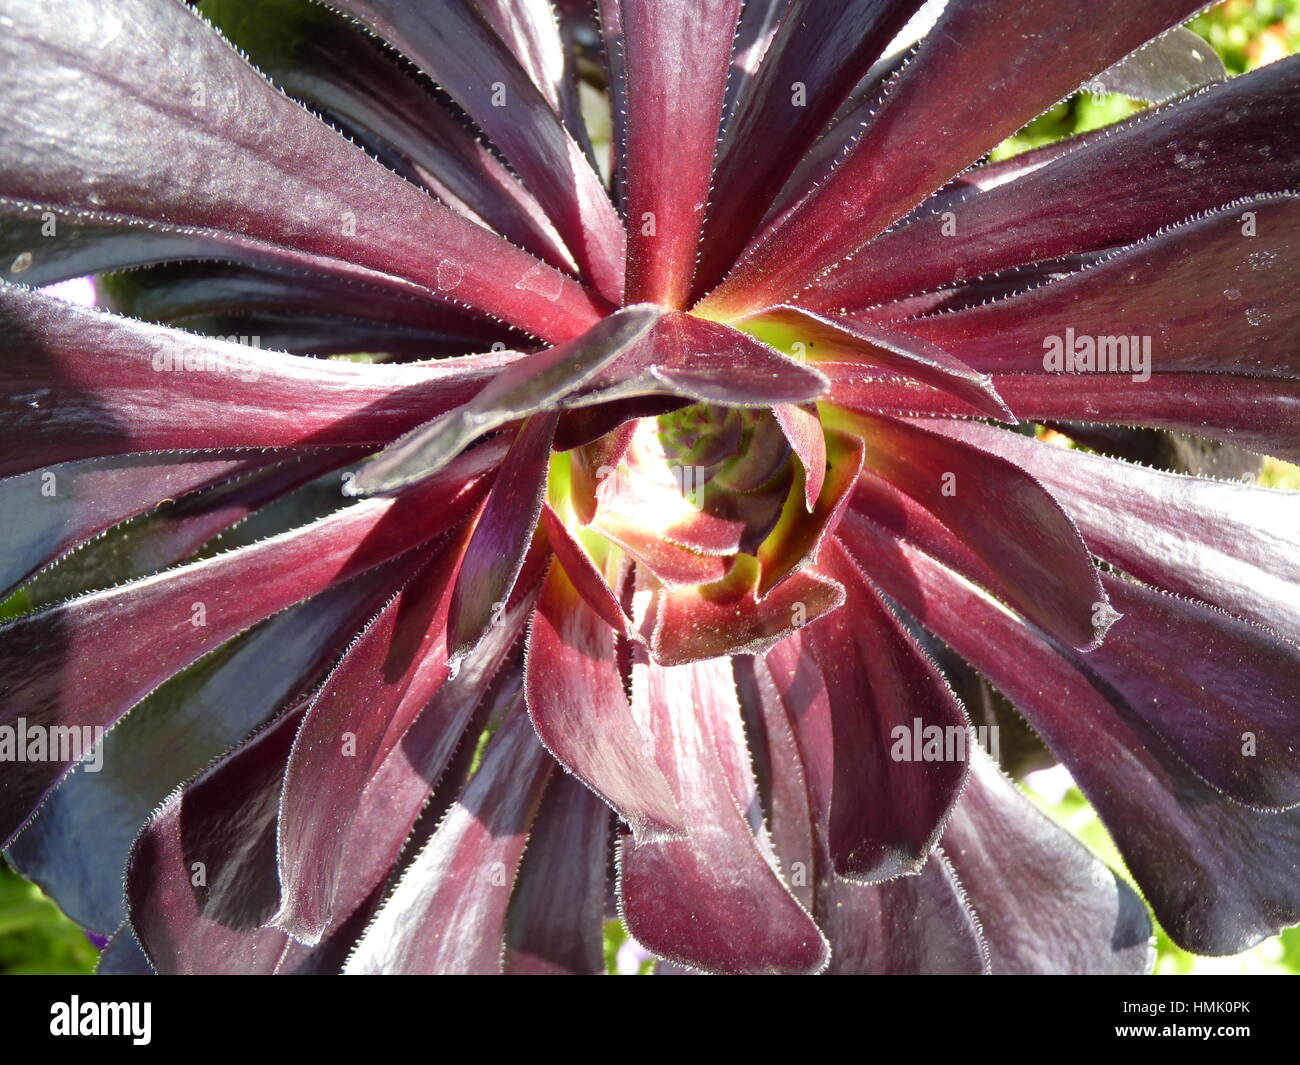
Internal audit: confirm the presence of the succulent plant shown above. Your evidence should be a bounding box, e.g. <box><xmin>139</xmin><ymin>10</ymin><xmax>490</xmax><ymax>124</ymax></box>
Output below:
<box><xmin>0</xmin><ymin>0</ymin><xmax>1297</xmax><ymax>975</ymax></box>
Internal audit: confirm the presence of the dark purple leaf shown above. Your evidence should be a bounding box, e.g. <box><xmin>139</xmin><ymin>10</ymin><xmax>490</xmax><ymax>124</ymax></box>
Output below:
<box><xmin>525</xmin><ymin>559</ymin><xmax>682</xmax><ymax>840</ymax></box>
<box><xmin>324</xmin><ymin>0</ymin><xmax>625</xmax><ymax>303</ymax></box>
<box><xmin>700</xmin><ymin>0</ymin><xmax>1211</xmax><ymax>316</ymax></box>
<box><xmin>96</xmin><ymin>927</ymin><xmax>154</xmax><ymax>975</ymax></box>
<box><xmin>571</xmin><ymin>312</ymin><xmax>829</xmax><ymax>410</ymax></box>
<box><xmin>504</xmin><ymin>773</ymin><xmax>611</xmax><ymax>975</ymax></box>
<box><xmin>920</xmin><ymin>419</ymin><xmax>1300</xmax><ymax>645</ymax></box>
<box><xmin>648</xmin><ymin>560</ymin><xmax>844</xmax><ymax>666</ymax></box>
<box><xmin>754</xmin><ymin>427</ymin><xmax>862</xmax><ymax>597</ymax></box>
<box><xmin>802</xmin><ymin>540</ymin><xmax>969</xmax><ymax>881</ymax></box>
<box><xmin>344</xmin><ymin>698</ymin><xmax>554</xmax><ymax>975</ymax></box>
<box><xmin>817</xmin><ymin>852</ymin><xmax>989</xmax><ymax>975</ymax></box>
<box><xmin>99</xmin><ymin>261</ymin><xmax>517</xmax><ymax>352</ymax></box>
<box><xmin>619</xmin><ymin>0</ymin><xmax>743</xmax><ymax>306</ymax></box>
<box><xmin>826</xmin><ymin>367</ymin><xmax>1300</xmax><ymax>464</ymax></box>
<box><xmin>201</xmin><ymin>0</ymin><xmax>577</xmax><ymax>273</ymax></box>
<box><xmin>5</xmin><ymin>570</ymin><xmax>396</xmax><ymax>932</ymax></box>
<box><xmin>0</xmin><ymin>451</ymin><xmax>271</xmax><ymax>601</ymax></box>
<box><xmin>827</xmin><ymin>406</ymin><xmax>1113</xmax><ymax>650</ymax></box>
<box><xmin>807</xmin><ymin>58</ymin><xmax>1300</xmax><ymax>311</ymax></box>
<box><xmin>745</xmin><ymin>305</ymin><xmax>1011</xmax><ymax>419</ymax></box>
<box><xmin>129</xmin><ymin>702</ymin><xmax>310</xmax><ymax>974</ymax></box>
<box><xmin>0</xmin><ymin>283</ymin><xmax>518</xmax><ymax>477</ymax></box>
<box><xmin>448</xmin><ymin>413</ymin><xmax>557</xmax><ymax>658</ymax></box>
<box><xmin>943</xmin><ymin>744</ymin><xmax>1153</xmax><ymax>974</ymax></box>
<box><xmin>900</xmin><ymin>196</ymin><xmax>1300</xmax><ymax>378</ymax></box>
<box><xmin>753</xmin><ymin>638</ymin><xmax>988</xmax><ymax>973</ymax></box>
<box><xmin>695</xmin><ymin>0</ymin><xmax>924</xmax><ymax>296</ymax></box>
<box><xmin>282</xmin><ymin>586</ymin><xmax>538</xmax><ymax>959</ymax></box>
<box><xmin>348</xmin><ymin>306</ymin><xmax>663</xmax><ymax>496</ymax></box>
<box><xmin>0</xmin><ymin>444</ymin><xmax>497</xmax><ymax>844</ymax></box>
<box><xmin>619</xmin><ymin>651</ymin><xmax>829</xmax><ymax>974</ymax></box>
<box><xmin>850</xmin><ymin>521</ymin><xmax>1300</xmax><ymax>955</ymax></box>
<box><xmin>275</xmin><ymin>543</ymin><xmax>468</xmax><ymax>942</ymax></box>
<box><xmin>772</xmin><ymin>404</ymin><xmax>826</xmax><ymax>510</ymax></box>
<box><xmin>0</xmin><ymin>0</ymin><xmax>607</xmax><ymax>340</ymax></box>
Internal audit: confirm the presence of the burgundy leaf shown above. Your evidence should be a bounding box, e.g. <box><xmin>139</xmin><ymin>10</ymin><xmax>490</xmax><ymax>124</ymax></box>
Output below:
<box><xmin>826</xmin><ymin>367</ymin><xmax>1300</xmax><ymax>464</ymax></box>
<box><xmin>619</xmin><ymin>0</ymin><xmax>743</xmax><ymax>306</ymax></box>
<box><xmin>448</xmin><ymin>413</ymin><xmax>557</xmax><ymax>659</ymax></box>
<box><xmin>538</xmin><ymin>505</ymin><xmax>632</xmax><ymax>635</ymax></box>
<box><xmin>826</xmin><ymin>406</ymin><xmax>1112</xmax><ymax>650</ymax></box>
<box><xmin>695</xmin><ymin>0</ymin><xmax>924</xmax><ymax>296</ymax></box>
<box><xmin>6</xmin><ymin>570</ymin><xmax>395</xmax><ymax>932</ymax></box>
<box><xmin>124</xmin><ymin>590</ymin><xmax>502</xmax><ymax>977</ymax></box>
<box><xmin>96</xmin><ymin>928</ymin><xmax>154</xmax><ymax>975</ymax></box>
<box><xmin>476</xmin><ymin>0</ymin><xmax>589</xmax><ymax>146</ymax></box>
<box><xmin>920</xmin><ymin>419</ymin><xmax>1300</xmax><ymax>644</ymax></box>
<box><xmin>1087</xmin><ymin>570</ymin><xmax>1300</xmax><ymax>810</ymax></box>
<box><xmin>200</xmin><ymin>0</ymin><xmax>575</xmax><ymax>273</ymax></box>
<box><xmin>23</xmin><ymin>451</ymin><xmax>361</xmax><ymax>612</ymax></box>
<box><xmin>564</xmin><ymin>424</ymin><xmax>638</xmax><ymax>525</ymax></box>
<box><xmin>348</xmin><ymin>306</ymin><xmax>663</xmax><ymax>496</ymax></box>
<box><xmin>571</xmin><ymin>312</ymin><xmax>829</xmax><ymax>410</ymax></box>
<box><xmin>802</xmin><ymin>539</ymin><xmax>969</xmax><ymax>881</ymax></box>
<box><xmin>344</xmin><ymin>698</ymin><xmax>554</xmax><ymax>975</ymax></box>
<box><xmin>700</xmin><ymin>0</ymin><xmax>1211</xmax><ymax>316</ymax></box>
<box><xmin>619</xmin><ymin>651</ymin><xmax>829</xmax><ymax>974</ymax></box>
<box><xmin>280</xmin><ymin>587</ymin><xmax>539</xmax><ymax>960</ymax></box>
<box><xmin>0</xmin><ymin>283</ymin><xmax>518</xmax><ymax>477</ymax></box>
<box><xmin>553</xmin><ymin>395</ymin><xmax>692</xmax><ymax>452</ymax></box>
<box><xmin>772</xmin><ymin>404</ymin><xmax>826</xmax><ymax>510</ymax></box>
<box><xmin>899</xmin><ymin>196</ymin><xmax>1300</xmax><ymax>378</ymax></box>
<box><xmin>817</xmin><ymin>852</ymin><xmax>989</xmax><ymax>975</ymax></box>
<box><xmin>735</xmin><ymin>653</ymin><xmax>817</xmax><ymax>912</ymax></box>
<box><xmin>852</xmin><ymin>523</ymin><xmax>1300</xmax><ymax>955</ymax></box>
<box><xmin>754</xmin><ymin>427</ymin><xmax>862</xmax><ymax>597</ymax></box>
<box><xmin>524</xmin><ymin>560</ymin><xmax>684</xmax><ymax>841</ymax></box>
<box><xmin>0</xmin><ymin>0</ymin><xmax>606</xmax><ymax>341</ymax></box>
<box><xmin>741</xmin><ymin>306</ymin><xmax>1012</xmax><ymax>420</ymax></box>
<box><xmin>504</xmin><ymin>774</ymin><xmax>611</xmax><ymax>975</ymax></box>
<box><xmin>129</xmin><ymin>705</ymin><xmax>308</xmax><ymax>975</ymax></box>
<box><xmin>943</xmin><ymin>744</ymin><xmax>1153</xmax><ymax>974</ymax></box>
<box><xmin>755</xmin><ymin>636</ymin><xmax>988</xmax><ymax>973</ymax></box>
<box><xmin>721</xmin><ymin>0</ymin><xmax>790</xmax><ymax>127</ymax></box>
<box><xmin>0</xmin><ymin>444</ymin><xmax>497</xmax><ymax>844</ymax></box>
<box><xmin>806</xmin><ymin>54</ymin><xmax>1299</xmax><ymax>311</ymax></box>
<box><xmin>325</xmin><ymin>0</ymin><xmax>625</xmax><ymax>303</ymax></box>
<box><xmin>0</xmin><ymin>203</ymin><xmax>255</xmax><ymax>288</ymax></box>
<box><xmin>0</xmin><ymin>451</ymin><xmax>272</xmax><ymax>601</ymax></box>
<box><xmin>99</xmin><ymin>261</ymin><xmax>517</xmax><ymax>351</ymax></box>
<box><xmin>648</xmin><ymin>559</ymin><xmax>844</xmax><ymax>666</ymax></box>
<box><xmin>589</xmin><ymin>511</ymin><xmax>732</xmax><ymax>586</ymax></box>
<box><xmin>275</xmin><ymin>540</ymin><xmax>469</xmax><ymax>942</ymax></box>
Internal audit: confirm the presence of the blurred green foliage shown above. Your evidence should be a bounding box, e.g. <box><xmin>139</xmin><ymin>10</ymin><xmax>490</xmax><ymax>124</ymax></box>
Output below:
<box><xmin>992</xmin><ymin>0</ymin><xmax>1300</xmax><ymax>160</ymax></box>
<box><xmin>1193</xmin><ymin>0</ymin><xmax>1300</xmax><ymax>72</ymax></box>
<box><xmin>3</xmin><ymin>0</ymin><xmax>1298</xmax><ymax>978</ymax></box>
<box><xmin>0</xmin><ymin>859</ymin><xmax>98</xmax><ymax>975</ymax></box>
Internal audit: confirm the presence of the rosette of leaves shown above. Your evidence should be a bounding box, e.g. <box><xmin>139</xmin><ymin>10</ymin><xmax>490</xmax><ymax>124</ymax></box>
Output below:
<box><xmin>0</xmin><ymin>0</ymin><xmax>1296</xmax><ymax>975</ymax></box>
